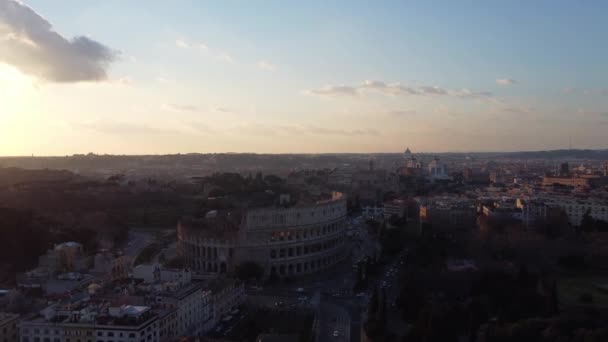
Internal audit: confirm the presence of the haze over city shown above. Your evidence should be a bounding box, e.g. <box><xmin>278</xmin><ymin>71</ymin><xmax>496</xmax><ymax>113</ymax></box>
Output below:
<box><xmin>1</xmin><ymin>0</ymin><xmax>607</xmax><ymax>155</ymax></box>
<box><xmin>3</xmin><ymin>2</ymin><xmax>608</xmax><ymax>342</ymax></box>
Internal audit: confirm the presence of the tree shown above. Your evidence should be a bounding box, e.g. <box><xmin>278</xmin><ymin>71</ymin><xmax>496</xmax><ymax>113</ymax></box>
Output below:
<box><xmin>236</xmin><ymin>261</ymin><xmax>264</xmax><ymax>281</ymax></box>
<box><xmin>3</xmin><ymin>290</ymin><xmax>30</xmax><ymax>314</ymax></box>
<box><xmin>368</xmin><ymin>287</ymin><xmax>379</xmax><ymax>319</ymax></box>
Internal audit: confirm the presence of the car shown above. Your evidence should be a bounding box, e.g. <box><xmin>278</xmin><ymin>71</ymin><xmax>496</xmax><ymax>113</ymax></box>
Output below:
<box><xmin>356</xmin><ymin>292</ymin><xmax>365</xmax><ymax>297</ymax></box>
<box><xmin>296</xmin><ymin>287</ymin><xmax>305</xmax><ymax>292</ymax></box>
<box><xmin>333</xmin><ymin>330</ymin><xmax>340</xmax><ymax>337</ymax></box>
<box><xmin>298</xmin><ymin>296</ymin><xmax>308</xmax><ymax>301</ymax></box>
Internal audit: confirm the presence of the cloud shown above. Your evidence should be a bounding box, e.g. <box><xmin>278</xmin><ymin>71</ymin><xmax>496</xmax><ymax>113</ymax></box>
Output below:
<box><xmin>451</xmin><ymin>88</ymin><xmax>493</xmax><ymax>99</ymax></box>
<box><xmin>496</xmin><ymin>78</ymin><xmax>517</xmax><ymax>85</ymax></box>
<box><xmin>360</xmin><ymin>80</ymin><xmax>418</xmax><ymax>95</ymax></box>
<box><xmin>162</xmin><ymin>103</ymin><xmax>199</xmax><ymax>113</ymax></box>
<box><xmin>305</xmin><ymin>85</ymin><xmax>359</xmax><ymax>97</ymax></box>
<box><xmin>0</xmin><ymin>0</ymin><xmax>118</xmax><ymax>82</ymax></box>
<box><xmin>419</xmin><ymin>86</ymin><xmax>448</xmax><ymax>95</ymax></box>
<box><xmin>175</xmin><ymin>39</ymin><xmax>189</xmax><ymax>49</ymax></box>
<box><xmin>175</xmin><ymin>38</ymin><xmax>207</xmax><ymax>51</ymax></box>
<box><xmin>306</xmin><ymin>80</ymin><xmax>491</xmax><ymax>99</ymax></box>
<box><xmin>257</xmin><ymin>60</ymin><xmax>277</xmax><ymax>71</ymax></box>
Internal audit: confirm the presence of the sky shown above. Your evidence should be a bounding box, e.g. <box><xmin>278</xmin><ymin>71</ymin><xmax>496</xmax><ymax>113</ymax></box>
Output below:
<box><xmin>1</xmin><ymin>0</ymin><xmax>607</xmax><ymax>155</ymax></box>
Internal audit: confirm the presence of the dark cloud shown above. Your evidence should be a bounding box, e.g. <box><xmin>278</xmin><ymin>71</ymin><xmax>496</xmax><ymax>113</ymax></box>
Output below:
<box><xmin>0</xmin><ymin>0</ymin><xmax>117</xmax><ymax>82</ymax></box>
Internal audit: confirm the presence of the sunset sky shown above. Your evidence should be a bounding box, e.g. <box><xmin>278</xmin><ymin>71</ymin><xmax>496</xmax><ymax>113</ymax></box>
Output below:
<box><xmin>1</xmin><ymin>0</ymin><xmax>607</xmax><ymax>155</ymax></box>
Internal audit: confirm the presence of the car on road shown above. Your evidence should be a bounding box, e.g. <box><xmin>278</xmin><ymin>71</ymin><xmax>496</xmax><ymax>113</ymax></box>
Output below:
<box><xmin>333</xmin><ymin>330</ymin><xmax>340</xmax><ymax>337</ymax></box>
<box><xmin>296</xmin><ymin>287</ymin><xmax>305</xmax><ymax>292</ymax></box>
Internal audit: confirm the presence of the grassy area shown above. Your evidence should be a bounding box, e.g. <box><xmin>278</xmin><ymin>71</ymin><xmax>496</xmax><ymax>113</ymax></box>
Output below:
<box><xmin>558</xmin><ymin>276</ymin><xmax>608</xmax><ymax>307</ymax></box>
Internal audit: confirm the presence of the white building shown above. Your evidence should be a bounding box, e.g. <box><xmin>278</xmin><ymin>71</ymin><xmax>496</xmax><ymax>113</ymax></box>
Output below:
<box><xmin>152</xmin><ymin>283</ymin><xmax>212</xmax><ymax>337</ymax></box>
<box><xmin>516</xmin><ymin>198</ymin><xmax>548</xmax><ymax>227</ymax></box>
<box><xmin>543</xmin><ymin>197</ymin><xmax>608</xmax><ymax>227</ymax></box>
<box><xmin>427</xmin><ymin>158</ymin><xmax>449</xmax><ymax>180</ymax></box>
<box><xmin>132</xmin><ymin>264</ymin><xmax>192</xmax><ymax>286</ymax></box>
<box><xmin>19</xmin><ymin>301</ymin><xmax>159</xmax><ymax>342</ymax></box>
<box><xmin>207</xmin><ymin>279</ymin><xmax>245</xmax><ymax>330</ymax></box>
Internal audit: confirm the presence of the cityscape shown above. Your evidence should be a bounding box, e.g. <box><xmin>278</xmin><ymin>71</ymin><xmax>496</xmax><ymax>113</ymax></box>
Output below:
<box><xmin>2</xmin><ymin>1</ymin><xmax>608</xmax><ymax>342</ymax></box>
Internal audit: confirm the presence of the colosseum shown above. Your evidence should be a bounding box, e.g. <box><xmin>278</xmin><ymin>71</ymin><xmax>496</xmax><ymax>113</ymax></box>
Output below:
<box><xmin>177</xmin><ymin>191</ymin><xmax>348</xmax><ymax>278</ymax></box>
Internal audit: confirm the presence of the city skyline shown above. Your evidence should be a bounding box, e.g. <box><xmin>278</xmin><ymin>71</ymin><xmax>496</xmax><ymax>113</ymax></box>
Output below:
<box><xmin>1</xmin><ymin>0</ymin><xmax>608</xmax><ymax>155</ymax></box>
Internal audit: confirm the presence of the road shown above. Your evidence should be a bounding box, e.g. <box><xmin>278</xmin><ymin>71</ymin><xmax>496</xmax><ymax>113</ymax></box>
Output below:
<box><xmin>242</xmin><ymin>216</ymin><xmax>410</xmax><ymax>342</ymax></box>
<box><xmin>319</xmin><ymin>302</ymin><xmax>350</xmax><ymax>342</ymax></box>
<box><xmin>122</xmin><ymin>230</ymin><xmax>154</xmax><ymax>266</ymax></box>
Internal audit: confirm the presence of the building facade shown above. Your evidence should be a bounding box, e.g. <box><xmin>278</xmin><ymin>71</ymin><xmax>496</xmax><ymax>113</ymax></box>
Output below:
<box><xmin>19</xmin><ymin>305</ymin><xmax>159</xmax><ymax>342</ymax></box>
<box><xmin>516</xmin><ymin>198</ymin><xmax>548</xmax><ymax>227</ymax></box>
<box><xmin>178</xmin><ymin>192</ymin><xmax>349</xmax><ymax>278</ymax></box>
<box><xmin>544</xmin><ymin>198</ymin><xmax>608</xmax><ymax>227</ymax></box>
<box><xmin>419</xmin><ymin>199</ymin><xmax>477</xmax><ymax>231</ymax></box>
<box><xmin>0</xmin><ymin>313</ymin><xmax>20</xmax><ymax>342</ymax></box>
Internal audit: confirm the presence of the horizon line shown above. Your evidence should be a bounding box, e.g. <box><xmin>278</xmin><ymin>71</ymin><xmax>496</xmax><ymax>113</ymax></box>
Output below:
<box><xmin>0</xmin><ymin>148</ymin><xmax>607</xmax><ymax>158</ymax></box>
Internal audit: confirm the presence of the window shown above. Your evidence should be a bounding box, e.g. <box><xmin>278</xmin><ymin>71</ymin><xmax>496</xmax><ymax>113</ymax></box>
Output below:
<box><xmin>97</xmin><ymin>333</ymin><xmax>102</xmax><ymax>337</ymax></box>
